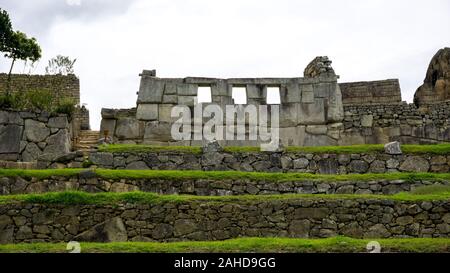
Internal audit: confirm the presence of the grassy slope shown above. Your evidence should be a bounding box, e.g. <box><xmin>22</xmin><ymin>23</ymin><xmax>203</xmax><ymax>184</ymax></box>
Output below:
<box><xmin>1</xmin><ymin>168</ymin><xmax>450</xmax><ymax>183</ymax></box>
<box><xmin>0</xmin><ymin>237</ymin><xmax>448</xmax><ymax>253</ymax></box>
<box><xmin>98</xmin><ymin>143</ymin><xmax>450</xmax><ymax>155</ymax></box>
<box><xmin>0</xmin><ymin>189</ymin><xmax>450</xmax><ymax>205</ymax></box>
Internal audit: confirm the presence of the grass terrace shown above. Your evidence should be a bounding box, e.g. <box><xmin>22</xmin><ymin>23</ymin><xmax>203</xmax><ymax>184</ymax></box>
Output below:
<box><xmin>2</xmin><ymin>168</ymin><xmax>450</xmax><ymax>183</ymax></box>
<box><xmin>0</xmin><ymin>237</ymin><xmax>448</xmax><ymax>253</ymax></box>
<box><xmin>97</xmin><ymin>143</ymin><xmax>450</xmax><ymax>155</ymax></box>
<box><xmin>1</xmin><ymin>186</ymin><xmax>450</xmax><ymax>205</ymax></box>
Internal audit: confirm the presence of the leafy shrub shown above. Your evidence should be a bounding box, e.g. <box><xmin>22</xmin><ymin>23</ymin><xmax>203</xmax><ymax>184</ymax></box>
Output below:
<box><xmin>0</xmin><ymin>93</ymin><xmax>25</xmax><ymax>109</ymax></box>
<box><xmin>1</xmin><ymin>90</ymin><xmax>77</xmax><ymax>119</ymax></box>
<box><xmin>23</xmin><ymin>89</ymin><xmax>53</xmax><ymax>111</ymax></box>
<box><xmin>53</xmin><ymin>98</ymin><xmax>76</xmax><ymax>119</ymax></box>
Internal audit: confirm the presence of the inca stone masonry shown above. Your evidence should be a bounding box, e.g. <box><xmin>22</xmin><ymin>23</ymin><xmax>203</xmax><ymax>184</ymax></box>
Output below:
<box><xmin>101</xmin><ymin>48</ymin><xmax>450</xmax><ymax>147</ymax></box>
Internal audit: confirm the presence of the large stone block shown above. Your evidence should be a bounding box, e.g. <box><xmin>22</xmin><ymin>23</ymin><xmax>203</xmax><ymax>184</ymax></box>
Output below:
<box><xmin>100</xmin><ymin>119</ymin><xmax>116</xmax><ymax>136</ymax></box>
<box><xmin>136</xmin><ymin>104</ymin><xmax>158</xmax><ymax>121</ymax></box>
<box><xmin>246</xmin><ymin>84</ymin><xmax>262</xmax><ymax>99</ymax></box>
<box><xmin>144</xmin><ymin>121</ymin><xmax>173</xmax><ymax>141</ymax></box>
<box><xmin>300</xmin><ymin>84</ymin><xmax>314</xmax><ymax>103</ymax></box>
<box><xmin>74</xmin><ymin>217</ymin><xmax>127</xmax><ymax>242</ymax></box>
<box><xmin>48</xmin><ymin>116</ymin><xmax>68</xmax><ymax>129</ymax></box>
<box><xmin>24</xmin><ymin>119</ymin><xmax>50</xmax><ymax>143</ymax></box>
<box><xmin>211</xmin><ymin>80</ymin><xmax>228</xmax><ymax>96</ymax></box>
<box><xmin>178</xmin><ymin>96</ymin><xmax>196</xmax><ymax>106</ymax></box>
<box><xmin>22</xmin><ymin>142</ymin><xmax>42</xmax><ymax>162</ymax></box>
<box><xmin>137</xmin><ymin>78</ymin><xmax>165</xmax><ymax>103</ymax></box>
<box><xmin>42</xmin><ymin>129</ymin><xmax>71</xmax><ymax>159</ymax></box>
<box><xmin>314</xmin><ymin>83</ymin><xmax>330</xmax><ymax>98</ymax></box>
<box><xmin>0</xmin><ymin>125</ymin><xmax>22</xmax><ymax>154</ymax></box>
<box><xmin>0</xmin><ymin>111</ymin><xmax>22</xmax><ymax>125</ymax></box>
<box><xmin>158</xmin><ymin>104</ymin><xmax>176</xmax><ymax>123</ymax></box>
<box><xmin>115</xmin><ymin>118</ymin><xmax>144</xmax><ymax>140</ymax></box>
<box><xmin>298</xmin><ymin>99</ymin><xmax>326</xmax><ymax>125</ymax></box>
<box><xmin>279</xmin><ymin>126</ymin><xmax>306</xmax><ymax>146</ymax></box>
<box><xmin>327</xmin><ymin>84</ymin><xmax>344</xmax><ymax>122</ymax></box>
<box><xmin>279</xmin><ymin>103</ymin><xmax>298</xmax><ymax>128</ymax></box>
<box><xmin>282</xmin><ymin>83</ymin><xmax>301</xmax><ymax>103</ymax></box>
<box><xmin>177</xmin><ymin>84</ymin><xmax>197</xmax><ymax>96</ymax></box>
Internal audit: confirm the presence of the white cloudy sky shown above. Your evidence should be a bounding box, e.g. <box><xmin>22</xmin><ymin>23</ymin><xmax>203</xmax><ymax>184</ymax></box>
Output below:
<box><xmin>0</xmin><ymin>0</ymin><xmax>449</xmax><ymax>129</ymax></box>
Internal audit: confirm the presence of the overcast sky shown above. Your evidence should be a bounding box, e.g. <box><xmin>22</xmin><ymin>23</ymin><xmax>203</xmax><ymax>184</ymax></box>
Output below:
<box><xmin>1</xmin><ymin>0</ymin><xmax>449</xmax><ymax>129</ymax></box>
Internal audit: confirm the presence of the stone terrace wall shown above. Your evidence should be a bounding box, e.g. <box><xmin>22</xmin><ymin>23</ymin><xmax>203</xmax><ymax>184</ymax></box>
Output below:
<box><xmin>1</xmin><ymin>174</ymin><xmax>449</xmax><ymax>196</ymax></box>
<box><xmin>340</xmin><ymin>79</ymin><xmax>402</xmax><ymax>105</ymax></box>
<box><xmin>0</xmin><ymin>73</ymin><xmax>80</xmax><ymax>104</ymax></box>
<box><xmin>342</xmin><ymin>101</ymin><xmax>450</xmax><ymax>145</ymax></box>
<box><xmin>0</xmin><ymin>199</ymin><xmax>449</xmax><ymax>243</ymax></box>
<box><xmin>0</xmin><ymin>110</ymin><xmax>72</xmax><ymax>161</ymax></box>
<box><xmin>80</xmin><ymin>150</ymin><xmax>450</xmax><ymax>174</ymax></box>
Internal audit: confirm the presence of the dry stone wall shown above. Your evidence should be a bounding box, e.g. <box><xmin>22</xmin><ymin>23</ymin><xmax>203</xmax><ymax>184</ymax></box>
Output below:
<box><xmin>1</xmin><ymin>199</ymin><xmax>449</xmax><ymax>243</ymax></box>
<box><xmin>0</xmin><ymin>73</ymin><xmax>80</xmax><ymax>104</ymax></box>
<box><xmin>77</xmin><ymin>150</ymin><xmax>450</xmax><ymax>174</ymax></box>
<box><xmin>342</xmin><ymin>102</ymin><xmax>450</xmax><ymax>145</ymax></box>
<box><xmin>0</xmin><ymin>110</ymin><xmax>72</xmax><ymax>161</ymax></box>
<box><xmin>339</xmin><ymin>79</ymin><xmax>402</xmax><ymax>105</ymax></box>
<box><xmin>1</xmin><ymin>174</ymin><xmax>449</xmax><ymax>196</ymax></box>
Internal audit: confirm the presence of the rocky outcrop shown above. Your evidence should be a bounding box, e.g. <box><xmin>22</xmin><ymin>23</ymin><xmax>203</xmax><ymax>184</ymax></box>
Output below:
<box><xmin>414</xmin><ymin>47</ymin><xmax>450</xmax><ymax>107</ymax></box>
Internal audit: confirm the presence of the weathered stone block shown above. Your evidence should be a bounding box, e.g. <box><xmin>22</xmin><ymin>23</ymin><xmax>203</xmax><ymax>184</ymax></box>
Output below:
<box><xmin>0</xmin><ymin>124</ymin><xmax>22</xmax><ymax>155</ymax></box>
<box><xmin>136</xmin><ymin>104</ymin><xmax>158</xmax><ymax>121</ymax></box>
<box><xmin>178</xmin><ymin>95</ymin><xmax>196</xmax><ymax>106</ymax></box>
<box><xmin>399</xmin><ymin>156</ymin><xmax>430</xmax><ymax>172</ymax></box>
<box><xmin>144</xmin><ymin>121</ymin><xmax>173</xmax><ymax>141</ymax></box>
<box><xmin>24</xmin><ymin>119</ymin><xmax>50</xmax><ymax>143</ymax></box>
<box><xmin>115</xmin><ymin>118</ymin><xmax>144</xmax><ymax>140</ymax></box>
<box><xmin>100</xmin><ymin>119</ymin><xmax>116</xmax><ymax>136</ymax></box>
<box><xmin>306</xmin><ymin>125</ymin><xmax>328</xmax><ymax>135</ymax></box>
<box><xmin>298</xmin><ymin>99</ymin><xmax>325</xmax><ymax>125</ymax></box>
<box><xmin>48</xmin><ymin>116</ymin><xmax>68</xmax><ymax>129</ymax></box>
<box><xmin>177</xmin><ymin>84</ymin><xmax>197</xmax><ymax>96</ymax></box>
<box><xmin>137</xmin><ymin>78</ymin><xmax>165</xmax><ymax>103</ymax></box>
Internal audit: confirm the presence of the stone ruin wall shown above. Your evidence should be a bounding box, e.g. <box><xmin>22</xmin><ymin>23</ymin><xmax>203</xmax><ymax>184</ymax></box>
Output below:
<box><xmin>0</xmin><ymin>73</ymin><xmax>80</xmax><ymax>104</ymax></box>
<box><xmin>340</xmin><ymin>79</ymin><xmax>402</xmax><ymax>105</ymax></box>
<box><xmin>0</xmin><ymin>110</ymin><xmax>72</xmax><ymax>162</ymax></box>
<box><xmin>101</xmin><ymin>75</ymin><xmax>450</xmax><ymax>146</ymax></box>
<box><xmin>0</xmin><ymin>73</ymin><xmax>90</xmax><ymax>134</ymax></box>
<box><xmin>100</xmin><ymin>52</ymin><xmax>450</xmax><ymax>147</ymax></box>
<box><xmin>101</xmin><ymin>57</ymin><xmax>346</xmax><ymax>147</ymax></box>
<box><xmin>1</xmin><ymin>199</ymin><xmax>449</xmax><ymax>243</ymax></box>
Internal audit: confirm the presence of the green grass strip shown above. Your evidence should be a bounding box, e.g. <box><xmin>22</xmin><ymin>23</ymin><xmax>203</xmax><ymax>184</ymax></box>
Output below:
<box><xmin>98</xmin><ymin>143</ymin><xmax>450</xmax><ymax>154</ymax></box>
<box><xmin>1</xmin><ymin>168</ymin><xmax>450</xmax><ymax>183</ymax></box>
<box><xmin>0</xmin><ymin>237</ymin><xmax>448</xmax><ymax>253</ymax></box>
<box><xmin>0</xmin><ymin>190</ymin><xmax>449</xmax><ymax>205</ymax></box>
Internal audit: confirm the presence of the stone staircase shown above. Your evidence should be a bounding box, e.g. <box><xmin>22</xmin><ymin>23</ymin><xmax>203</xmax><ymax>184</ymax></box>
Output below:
<box><xmin>73</xmin><ymin>130</ymin><xmax>100</xmax><ymax>153</ymax></box>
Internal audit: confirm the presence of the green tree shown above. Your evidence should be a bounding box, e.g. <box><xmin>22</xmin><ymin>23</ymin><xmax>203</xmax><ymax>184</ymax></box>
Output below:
<box><xmin>0</xmin><ymin>8</ymin><xmax>13</xmax><ymax>52</ymax></box>
<box><xmin>0</xmin><ymin>8</ymin><xmax>42</xmax><ymax>94</ymax></box>
<box><xmin>45</xmin><ymin>55</ymin><xmax>77</xmax><ymax>75</ymax></box>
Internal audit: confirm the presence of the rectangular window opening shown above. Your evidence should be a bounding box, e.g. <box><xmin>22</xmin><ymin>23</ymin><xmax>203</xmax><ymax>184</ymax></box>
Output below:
<box><xmin>197</xmin><ymin>86</ymin><xmax>212</xmax><ymax>103</ymax></box>
<box><xmin>232</xmin><ymin>86</ymin><xmax>247</xmax><ymax>104</ymax></box>
<box><xmin>266</xmin><ymin>87</ymin><xmax>281</xmax><ymax>104</ymax></box>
